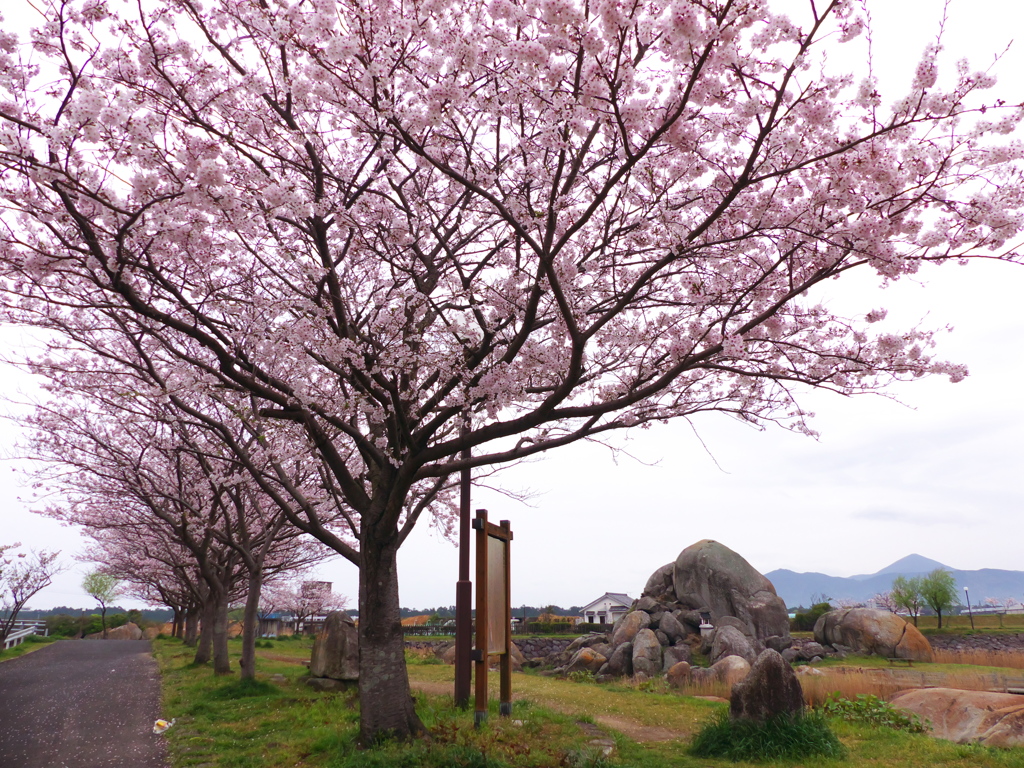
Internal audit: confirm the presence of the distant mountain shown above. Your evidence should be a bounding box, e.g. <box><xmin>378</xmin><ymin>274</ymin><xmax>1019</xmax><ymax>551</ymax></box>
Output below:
<box><xmin>765</xmin><ymin>557</ymin><xmax>1024</xmax><ymax>609</ymax></box>
<box><xmin>848</xmin><ymin>554</ymin><xmax>950</xmax><ymax>582</ymax></box>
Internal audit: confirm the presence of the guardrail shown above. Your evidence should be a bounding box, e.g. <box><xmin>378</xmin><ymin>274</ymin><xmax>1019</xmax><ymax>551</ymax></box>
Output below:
<box><xmin>2</xmin><ymin>621</ymin><xmax>48</xmax><ymax>650</ymax></box>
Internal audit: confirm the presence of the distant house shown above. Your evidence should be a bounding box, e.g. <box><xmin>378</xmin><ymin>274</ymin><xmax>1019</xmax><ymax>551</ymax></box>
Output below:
<box><xmin>578</xmin><ymin>593</ymin><xmax>634</xmax><ymax>626</ymax></box>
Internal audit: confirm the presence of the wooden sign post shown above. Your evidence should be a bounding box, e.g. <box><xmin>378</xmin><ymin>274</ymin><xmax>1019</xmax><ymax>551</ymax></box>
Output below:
<box><xmin>472</xmin><ymin>509</ymin><xmax>513</xmax><ymax>726</ymax></box>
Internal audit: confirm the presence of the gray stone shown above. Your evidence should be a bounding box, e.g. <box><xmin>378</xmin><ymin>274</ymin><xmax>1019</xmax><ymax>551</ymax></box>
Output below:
<box><xmin>658</xmin><ymin>612</ymin><xmax>687</xmax><ymax>644</ymax></box>
<box><xmin>781</xmin><ymin>648</ymin><xmax>800</xmax><ymax>664</ymax></box>
<box><xmin>636</xmin><ymin>596</ymin><xmax>660</xmax><ymax>613</ymax></box>
<box><xmin>589</xmin><ymin>642</ymin><xmax>612</xmax><ymax>659</ymax></box>
<box><xmin>309</xmin><ymin>611</ymin><xmax>358</xmax><ymax>681</ymax></box>
<box><xmin>655</xmin><ymin>629</ymin><xmax>670</xmax><ymax>646</ymax></box>
<box><xmin>797</xmin><ymin>642</ymin><xmax>828</xmax><ymax>661</ymax></box>
<box><xmin>610</xmin><ymin>610</ymin><xmax>651</xmax><ymax>648</ymax></box>
<box><xmin>662</xmin><ymin>644</ymin><xmax>691</xmax><ymax>671</ymax></box>
<box><xmin>764</xmin><ymin>635</ymin><xmax>793</xmax><ymax>653</ymax></box>
<box><xmin>642</xmin><ymin>562</ymin><xmax>675</xmax><ymax>600</ymax></box>
<box><xmin>730</xmin><ymin>649</ymin><xmax>804</xmax><ymax>723</ymax></box>
<box><xmin>700</xmin><ymin>628</ymin><xmax>716</xmax><ymax>656</ymax></box>
<box><xmin>670</xmin><ymin>540</ymin><xmax>791</xmax><ymax>644</ymax></box>
<box><xmin>710</xmin><ymin>625</ymin><xmax>756</xmax><ymax>665</ymax></box>
<box><xmin>566</xmin><ymin>633</ymin><xmax>608</xmax><ymax>654</ymax></box>
<box><xmin>606</xmin><ymin>642</ymin><xmax>633</xmax><ymax>677</ymax></box>
<box><xmin>631</xmin><ymin>628</ymin><xmax>663</xmax><ymax>677</ymax></box>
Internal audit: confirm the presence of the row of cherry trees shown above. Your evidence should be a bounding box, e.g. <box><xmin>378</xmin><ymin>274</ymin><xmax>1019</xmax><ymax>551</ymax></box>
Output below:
<box><xmin>21</xmin><ymin>358</ymin><xmax>341</xmax><ymax>676</ymax></box>
<box><xmin>2</xmin><ymin>0</ymin><xmax>1024</xmax><ymax>742</ymax></box>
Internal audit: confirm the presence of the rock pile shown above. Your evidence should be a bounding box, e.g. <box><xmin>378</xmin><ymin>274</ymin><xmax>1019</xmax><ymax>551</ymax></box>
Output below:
<box><xmin>555</xmin><ymin>540</ymin><xmax>792</xmax><ymax>682</ymax></box>
<box><xmin>812</xmin><ymin>608</ymin><xmax>932</xmax><ymax>662</ymax></box>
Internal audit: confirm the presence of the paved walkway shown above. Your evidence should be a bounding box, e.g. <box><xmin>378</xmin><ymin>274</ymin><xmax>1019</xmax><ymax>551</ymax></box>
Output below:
<box><xmin>0</xmin><ymin>640</ymin><xmax>168</xmax><ymax>768</ymax></box>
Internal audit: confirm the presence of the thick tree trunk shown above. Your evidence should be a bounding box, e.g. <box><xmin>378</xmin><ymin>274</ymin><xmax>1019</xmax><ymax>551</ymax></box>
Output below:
<box><xmin>184</xmin><ymin>608</ymin><xmax>200</xmax><ymax>646</ymax></box>
<box><xmin>212</xmin><ymin>589</ymin><xmax>231</xmax><ymax>675</ymax></box>
<box><xmin>171</xmin><ymin>606</ymin><xmax>183</xmax><ymax>639</ymax></box>
<box><xmin>358</xmin><ymin>534</ymin><xmax>424</xmax><ymax>744</ymax></box>
<box><xmin>239</xmin><ymin>573</ymin><xmax>262</xmax><ymax>681</ymax></box>
<box><xmin>194</xmin><ymin>600</ymin><xmax>214</xmax><ymax>665</ymax></box>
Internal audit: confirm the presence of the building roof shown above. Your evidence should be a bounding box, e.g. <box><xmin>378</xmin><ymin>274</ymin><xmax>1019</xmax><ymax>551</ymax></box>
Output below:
<box><xmin>580</xmin><ymin>592</ymin><xmax>635</xmax><ymax>612</ymax></box>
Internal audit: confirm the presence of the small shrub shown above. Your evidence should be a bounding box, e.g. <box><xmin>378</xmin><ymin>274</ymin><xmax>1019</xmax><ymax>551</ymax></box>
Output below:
<box><xmin>564</xmin><ymin>745</ymin><xmax>613</xmax><ymax>768</ymax></box>
<box><xmin>566</xmin><ymin>669</ymin><xmax>596</xmax><ymax>684</ymax></box>
<box><xmin>689</xmin><ymin>710</ymin><xmax>846</xmax><ymax>762</ymax></box>
<box><xmin>820</xmin><ymin>693</ymin><xmax>928</xmax><ymax>733</ymax></box>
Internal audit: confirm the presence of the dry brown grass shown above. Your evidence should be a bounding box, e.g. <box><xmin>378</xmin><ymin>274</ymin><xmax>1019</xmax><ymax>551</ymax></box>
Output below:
<box><xmin>932</xmin><ymin>648</ymin><xmax>1024</xmax><ymax>669</ymax></box>
<box><xmin>670</xmin><ymin>663</ymin><xmax>1024</xmax><ymax>708</ymax></box>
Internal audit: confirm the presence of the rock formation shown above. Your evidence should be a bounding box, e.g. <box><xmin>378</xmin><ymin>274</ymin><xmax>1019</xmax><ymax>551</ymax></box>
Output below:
<box><xmin>813</xmin><ymin>608</ymin><xmax>933</xmax><ymax>662</ymax></box>
<box><xmin>890</xmin><ymin>688</ymin><xmax>1024</xmax><ymax>748</ymax></box>
<box><xmin>671</xmin><ymin>540</ymin><xmax>791</xmax><ymax>645</ymax></box>
<box><xmin>85</xmin><ymin>622</ymin><xmax>143</xmax><ymax>640</ymax></box>
<box><xmin>309</xmin><ymin>611</ymin><xmax>359</xmax><ymax>681</ymax></box>
<box><xmin>555</xmin><ymin>539</ymin><xmax>791</xmax><ymax>687</ymax></box>
<box><xmin>730</xmin><ymin>649</ymin><xmax>804</xmax><ymax>722</ymax></box>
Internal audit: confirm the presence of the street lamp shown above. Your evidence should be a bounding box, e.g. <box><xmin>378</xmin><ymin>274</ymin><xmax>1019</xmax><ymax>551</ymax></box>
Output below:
<box><xmin>964</xmin><ymin>586</ymin><xmax>974</xmax><ymax>631</ymax></box>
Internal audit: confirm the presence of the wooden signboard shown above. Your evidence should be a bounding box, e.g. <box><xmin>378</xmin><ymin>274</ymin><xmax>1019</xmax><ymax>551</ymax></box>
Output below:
<box><xmin>472</xmin><ymin>509</ymin><xmax>512</xmax><ymax>725</ymax></box>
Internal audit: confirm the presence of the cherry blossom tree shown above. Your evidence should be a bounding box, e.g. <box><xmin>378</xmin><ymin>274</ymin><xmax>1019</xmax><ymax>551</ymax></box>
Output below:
<box><xmin>0</xmin><ymin>544</ymin><xmax>64</xmax><ymax>644</ymax></box>
<box><xmin>267</xmin><ymin>579</ymin><xmax>350</xmax><ymax>634</ymax></box>
<box><xmin>872</xmin><ymin>591</ymin><xmax>900</xmax><ymax>613</ymax></box>
<box><xmin>24</xmin><ymin>384</ymin><xmax>332</xmax><ymax>676</ymax></box>
<box><xmin>2</xmin><ymin>0</ymin><xmax>1024</xmax><ymax>740</ymax></box>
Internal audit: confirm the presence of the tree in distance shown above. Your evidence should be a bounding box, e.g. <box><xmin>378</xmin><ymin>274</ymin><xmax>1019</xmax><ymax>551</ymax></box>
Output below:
<box><xmin>81</xmin><ymin>571</ymin><xmax>121</xmax><ymax>639</ymax></box>
<box><xmin>919</xmin><ymin>569</ymin><xmax>960</xmax><ymax>629</ymax></box>
<box><xmin>3</xmin><ymin>0</ymin><xmax>1024</xmax><ymax>742</ymax></box>
<box><xmin>0</xmin><ymin>544</ymin><xmax>64</xmax><ymax>644</ymax></box>
<box><xmin>890</xmin><ymin>576</ymin><xmax>925</xmax><ymax>626</ymax></box>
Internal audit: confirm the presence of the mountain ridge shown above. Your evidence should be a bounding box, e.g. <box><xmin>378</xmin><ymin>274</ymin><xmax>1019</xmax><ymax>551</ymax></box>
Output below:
<box><xmin>765</xmin><ymin>556</ymin><xmax>1023</xmax><ymax>608</ymax></box>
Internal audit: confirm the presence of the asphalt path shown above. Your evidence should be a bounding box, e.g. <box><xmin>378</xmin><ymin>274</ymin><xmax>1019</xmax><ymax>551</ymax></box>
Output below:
<box><xmin>0</xmin><ymin>640</ymin><xmax>168</xmax><ymax>768</ymax></box>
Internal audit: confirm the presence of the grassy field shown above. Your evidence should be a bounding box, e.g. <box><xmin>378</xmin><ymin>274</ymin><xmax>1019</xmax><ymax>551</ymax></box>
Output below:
<box><xmin>0</xmin><ymin>634</ymin><xmax>58</xmax><ymax>663</ymax></box>
<box><xmin>151</xmin><ymin>637</ymin><xmax>1024</xmax><ymax>768</ymax></box>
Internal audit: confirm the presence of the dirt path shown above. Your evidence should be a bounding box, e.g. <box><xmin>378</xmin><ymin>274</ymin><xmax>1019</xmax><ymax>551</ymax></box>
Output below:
<box><xmin>0</xmin><ymin>640</ymin><xmax>168</xmax><ymax>768</ymax></box>
<box><xmin>408</xmin><ymin>679</ymin><xmax>688</xmax><ymax>742</ymax></box>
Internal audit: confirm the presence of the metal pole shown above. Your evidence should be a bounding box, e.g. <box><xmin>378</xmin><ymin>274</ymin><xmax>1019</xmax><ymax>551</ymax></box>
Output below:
<box><xmin>964</xmin><ymin>587</ymin><xmax>974</xmax><ymax>630</ymax></box>
<box><xmin>454</xmin><ymin>421</ymin><xmax>472</xmax><ymax>708</ymax></box>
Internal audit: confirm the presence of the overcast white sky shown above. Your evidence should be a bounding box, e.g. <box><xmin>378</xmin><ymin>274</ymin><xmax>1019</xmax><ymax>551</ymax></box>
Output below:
<box><xmin>1</xmin><ymin>1</ymin><xmax>1022</xmax><ymax>612</ymax></box>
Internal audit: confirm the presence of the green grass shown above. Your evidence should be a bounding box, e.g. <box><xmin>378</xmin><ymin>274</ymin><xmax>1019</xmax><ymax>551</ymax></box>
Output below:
<box><xmin>151</xmin><ymin>637</ymin><xmax>1024</xmax><ymax>768</ymax></box>
<box><xmin>689</xmin><ymin>710</ymin><xmax>847</xmax><ymax>761</ymax></box>
<box><xmin>0</xmin><ymin>634</ymin><xmax>58</xmax><ymax>663</ymax></box>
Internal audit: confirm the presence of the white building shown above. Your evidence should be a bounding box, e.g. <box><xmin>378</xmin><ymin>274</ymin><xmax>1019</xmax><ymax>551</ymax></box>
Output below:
<box><xmin>579</xmin><ymin>592</ymin><xmax>634</xmax><ymax>626</ymax></box>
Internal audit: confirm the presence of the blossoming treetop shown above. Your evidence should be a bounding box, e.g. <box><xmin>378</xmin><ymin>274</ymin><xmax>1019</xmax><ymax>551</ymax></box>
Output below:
<box><xmin>1</xmin><ymin>0</ymin><xmax>1022</xmax><ymax>741</ymax></box>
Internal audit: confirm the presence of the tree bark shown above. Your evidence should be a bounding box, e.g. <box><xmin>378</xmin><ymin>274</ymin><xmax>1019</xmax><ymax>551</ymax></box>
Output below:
<box><xmin>171</xmin><ymin>606</ymin><xmax>183</xmax><ymax>639</ymax></box>
<box><xmin>212</xmin><ymin>588</ymin><xmax>231</xmax><ymax>675</ymax></box>
<box><xmin>239</xmin><ymin>573</ymin><xmax>262</xmax><ymax>680</ymax></box>
<box><xmin>358</xmin><ymin>533</ymin><xmax>424</xmax><ymax>744</ymax></box>
<box><xmin>194</xmin><ymin>599</ymin><xmax>214</xmax><ymax>665</ymax></box>
<box><xmin>184</xmin><ymin>608</ymin><xmax>199</xmax><ymax>646</ymax></box>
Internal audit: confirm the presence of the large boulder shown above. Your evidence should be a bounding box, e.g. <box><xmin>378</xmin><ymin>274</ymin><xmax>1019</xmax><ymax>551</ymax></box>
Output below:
<box><xmin>710</xmin><ymin>625</ymin><xmax>757</xmax><ymax>665</ymax></box>
<box><xmin>814</xmin><ymin>608</ymin><xmax>932</xmax><ymax>662</ymax></box>
<box><xmin>564</xmin><ymin>647</ymin><xmax>607</xmax><ymax>675</ymax></box>
<box><xmin>658</xmin><ymin>612</ymin><xmax>688</xmax><ymax>644</ymax></box>
<box><xmin>86</xmin><ymin>622</ymin><xmax>143</xmax><ymax>640</ymax></box>
<box><xmin>662</xmin><ymin>644</ymin><xmax>691</xmax><ymax>671</ymax></box>
<box><xmin>671</xmin><ymin>540</ymin><xmax>790</xmax><ymax>643</ymax></box>
<box><xmin>710</xmin><ymin>655</ymin><xmax>751</xmax><ymax>688</ymax></box>
<box><xmin>610</xmin><ymin>610</ymin><xmax>650</xmax><ymax>648</ymax></box>
<box><xmin>631</xmin><ymin>628</ymin><xmax>663</xmax><ymax>677</ymax></box>
<box><xmin>730</xmin><ymin>649</ymin><xmax>804</xmax><ymax>722</ymax></box>
<box><xmin>605</xmin><ymin>642</ymin><xmax>633</xmax><ymax>677</ymax></box>
<box><xmin>890</xmin><ymin>688</ymin><xmax>1024</xmax><ymax>748</ymax></box>
<box><xmin>642</xmin><ymin>562</ymin><xmax>675</xmax><ymax>601</ymax></box>
<box><xmin>309</xmin><ymin>611</ymin><xmax>359</xmax><ymax>681</ymax></box>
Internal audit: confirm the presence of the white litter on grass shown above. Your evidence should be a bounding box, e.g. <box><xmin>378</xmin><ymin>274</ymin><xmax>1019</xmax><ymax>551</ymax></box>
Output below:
<box><xmin>153</xmin><ymin>719</ymin><xmax>175</xmax><ymax>734</ymax></box>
